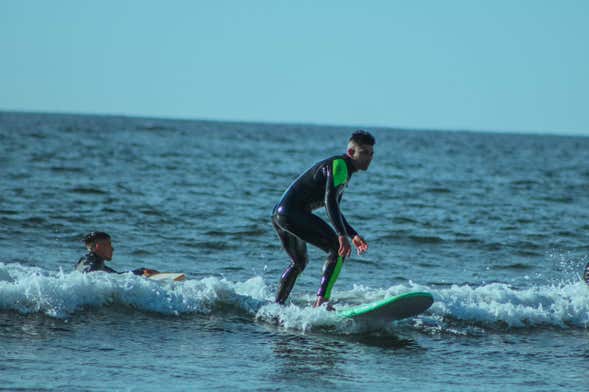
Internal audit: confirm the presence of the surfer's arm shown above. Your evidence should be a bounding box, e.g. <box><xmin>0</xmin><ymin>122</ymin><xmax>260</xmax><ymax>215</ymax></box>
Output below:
<box><xmin>340</xmin><ymin>212</ymin><xmax>367</xmax><ymax>254</ymax></box>
<box><xmin>132</xmin><ymin>267</ymin><xmax>159</xmax><ymax>276</ymax></box>
<box><xmin>324</xmin><ymin>163</ymin><xmax>347</xmax><ymax>236</ymax></box>
<box><xmin>104</xmin><ymin>266</ymin><xmax>159</xmax><ymax>276</ymax></box>
<box><xmin>340</xmin><ymin>213</ymin><xmax>358</xmax><ymax>238</ymax></box>
<box><xmin>103</xmin><ymin>265</ymin><xmax>120</xmax><ymax>274</ymax></box>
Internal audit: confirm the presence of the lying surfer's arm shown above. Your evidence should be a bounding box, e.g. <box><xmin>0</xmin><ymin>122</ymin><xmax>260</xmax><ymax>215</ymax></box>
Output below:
<box><xmin>132</xmin><ymin>268</ymin><xmax>159</xmax><ymax>276</ymax></box>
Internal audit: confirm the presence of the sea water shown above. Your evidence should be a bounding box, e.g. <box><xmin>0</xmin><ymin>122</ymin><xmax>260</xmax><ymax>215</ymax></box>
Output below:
<box><xmin>1</xmin><ymin>111</ymin><xmax>588</xmax><ymax>391</ymax></box>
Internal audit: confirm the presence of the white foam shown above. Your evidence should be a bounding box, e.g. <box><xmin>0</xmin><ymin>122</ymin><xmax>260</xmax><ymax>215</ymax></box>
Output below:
<box><xmin>432</xmin><ymin>281</ymin><xmax>589</xmax><ymax>328</ymax></box>
<box><xmin>0</xmin><ymin>262</ymin><xmax>258</xmax><ymax>318</ymax></box>
<box><xmin>1</xmin><ymin>262</ymin><xmax>588</xmax><ymax>331</ymax></box>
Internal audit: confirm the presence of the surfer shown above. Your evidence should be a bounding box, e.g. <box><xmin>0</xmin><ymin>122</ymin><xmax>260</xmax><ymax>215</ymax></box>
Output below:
<box><xmin>75</xmin><ymin>231</ymin><xmax>157</xmax><ymax>276</ymax></box>
<box><xmin>272</xmin><ymin>130</ymin><xmax>375</xmax><ymax>309</ymax></box>
<box><xmin>583</xmin><ymin>262</ymin><xmax>589</xmax><ymax>284</ymax></box>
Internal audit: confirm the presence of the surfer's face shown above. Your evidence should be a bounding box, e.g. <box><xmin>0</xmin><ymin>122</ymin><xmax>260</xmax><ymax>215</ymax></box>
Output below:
<box><xmin>348</xmin><ymin>144</ymin><xmax>374</xmax><ymax>171</ymax></box>
<box><xmin>94</xmin><ymin>239</ymin><xmax>114</xmax><ymax>261</ymax></box>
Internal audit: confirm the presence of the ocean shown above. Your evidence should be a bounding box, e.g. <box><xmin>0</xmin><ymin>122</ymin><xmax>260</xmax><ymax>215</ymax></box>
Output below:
<box><xmin>1</xmin><ymin>111</ymin><xmax>588</xmax><ymax>391</ymax></box>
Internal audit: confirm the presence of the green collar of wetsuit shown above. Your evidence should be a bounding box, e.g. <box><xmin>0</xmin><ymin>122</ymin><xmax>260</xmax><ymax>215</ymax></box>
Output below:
<box><xmin>342</xmin><ymin>154</ymin><xmax>357</xmax><ymax>174</ymax></box>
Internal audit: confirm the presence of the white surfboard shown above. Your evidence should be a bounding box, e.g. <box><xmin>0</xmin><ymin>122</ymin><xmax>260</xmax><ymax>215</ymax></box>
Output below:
<box><xmin>146</xmin><ymin>272</ymin><xmax>186</xmax><ymax>282</ymax></box>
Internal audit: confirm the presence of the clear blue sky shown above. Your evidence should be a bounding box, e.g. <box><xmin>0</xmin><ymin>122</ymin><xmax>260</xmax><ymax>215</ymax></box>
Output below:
<box><xmin>1</xmin><ymin>1</ymin><xmax>588</xmax><ymax>135</ymax></box>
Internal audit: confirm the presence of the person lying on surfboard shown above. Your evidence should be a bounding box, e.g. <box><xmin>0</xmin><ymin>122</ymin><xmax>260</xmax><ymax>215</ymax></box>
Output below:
<box><xmin>75</xmin><ymin>231</ymin><xmax>158</xmax><ymax>276</ymax></box>
<box><xmin>272</xmin><ymin>130</ymin><xmax>375</xmax><ymax>310</ymax></box>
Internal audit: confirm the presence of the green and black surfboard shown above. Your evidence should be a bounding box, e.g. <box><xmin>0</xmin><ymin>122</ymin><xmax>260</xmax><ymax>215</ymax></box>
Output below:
<box><xmin>337</xmin><ymin>291</ymin><xmax>434</xmax><ymax>323</ymax></box>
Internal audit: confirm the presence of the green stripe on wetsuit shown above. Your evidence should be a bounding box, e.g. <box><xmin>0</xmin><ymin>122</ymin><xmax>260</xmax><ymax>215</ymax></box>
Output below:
<box><xmin>324</xmin><ymin>158</ymin><xmax>348</xmax><ymax>300</ymax></box>
<box><xmin>332</xmin><ymin>158</ymin><xmax>348</xmax><ymax>187</ymax></box>
<box><xmin>324</xmin><ymin>255</ymin><xmax>344</xmax><ymax>300</ymax></box>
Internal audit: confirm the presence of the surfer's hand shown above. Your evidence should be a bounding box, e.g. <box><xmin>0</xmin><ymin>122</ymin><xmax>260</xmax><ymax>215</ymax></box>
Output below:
<box><xmin>352</xmin><ymin>235</ymin><xmax>368</xmax><ymax>255</ymax></box>
<box><xmin>338</xmin><ymin>235</ymin><xmax>351</xmax><ymax>257</ymax></box>
<box><xmin>142</xmin><ymin>268</ymin><xmax>159</xmax><ymax>277</ymax></box>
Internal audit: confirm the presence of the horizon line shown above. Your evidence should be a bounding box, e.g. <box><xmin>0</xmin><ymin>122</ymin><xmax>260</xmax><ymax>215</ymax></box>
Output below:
<box><xmin>1</xmin><ymin>107</ymin><xmax>587</xmax><ymax>139</ymax></box>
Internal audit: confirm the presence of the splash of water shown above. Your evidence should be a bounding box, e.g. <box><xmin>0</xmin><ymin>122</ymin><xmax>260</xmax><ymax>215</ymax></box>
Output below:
<box><xmin>1</xmin><ymin>262</ymin><xmax>588</xmax><ymax>332</ymax></box>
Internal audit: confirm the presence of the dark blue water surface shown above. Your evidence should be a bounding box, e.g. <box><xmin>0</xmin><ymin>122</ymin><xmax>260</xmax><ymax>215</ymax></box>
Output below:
<box><xmin>1</xmin><ymin>111</ymin><xmax>589</xmax><ymax>391</ymax></box>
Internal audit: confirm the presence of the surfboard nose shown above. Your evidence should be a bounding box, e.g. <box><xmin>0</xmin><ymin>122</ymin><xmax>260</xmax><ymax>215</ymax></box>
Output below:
<box><xmin>337</xmin><ymin>291</ymin><xmax>434</xmax><ymax>323</ymax></box>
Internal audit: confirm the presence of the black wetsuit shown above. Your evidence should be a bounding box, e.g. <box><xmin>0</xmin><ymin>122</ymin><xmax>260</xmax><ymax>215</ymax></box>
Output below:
<box><xmin>75</xmin><ymin>252</ymin><xmax>119</xmax><ymax>273</ymax></box>
<box><xmin>272</xmin><ymin>154</ymin><xmax>358</xmax><ymax>304</ymax></box>
<box><xmin>75</xmin><ymin>252</ymin><xmax>147</xmax><ymax>275</ymax></box>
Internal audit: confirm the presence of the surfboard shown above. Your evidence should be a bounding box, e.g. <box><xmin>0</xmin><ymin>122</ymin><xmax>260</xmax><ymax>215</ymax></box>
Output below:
<box><xmin>337</xmin><ymin>291</ymin><xmax>433</xmax><ymax>323</ymax></box>
<box><xmin>146</xmin><ymin>272</ymin><xmax>186</xmax><ymax>282</ymax></box>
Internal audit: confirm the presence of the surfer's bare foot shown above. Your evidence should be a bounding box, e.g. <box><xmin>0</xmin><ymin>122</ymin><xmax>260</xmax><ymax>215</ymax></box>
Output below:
<box><xmin>313</xmin><ymin>297</ymin><xmax>335</xmax><ymax>311</ymax></box>
<box><xmin>313</xmin><ymin>297</ymin><xmax>326</xmax><ymax>307</ymax></box>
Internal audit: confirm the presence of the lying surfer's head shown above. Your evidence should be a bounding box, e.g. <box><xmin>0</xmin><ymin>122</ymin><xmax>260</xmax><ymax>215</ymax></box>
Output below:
<box><xmin>83</xmin><ymin>231</ymin><xmax>114</xmax><ymax>260</ymax></box>
<box><xmin>347</xmin><ymin>130</ymin><xmax>375</xmax><ymax>171</ymax></box>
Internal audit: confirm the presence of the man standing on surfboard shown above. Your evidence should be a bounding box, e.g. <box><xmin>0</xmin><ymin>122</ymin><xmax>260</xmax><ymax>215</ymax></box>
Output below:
<box><xmin>272</xmin><ymin>130</ymin><xmax>375</xmax><ymax>309</ymax></box>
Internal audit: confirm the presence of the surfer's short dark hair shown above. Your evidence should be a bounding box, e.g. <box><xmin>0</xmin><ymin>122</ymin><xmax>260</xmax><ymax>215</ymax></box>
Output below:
<box><xmin>83</xmin><ymin>231</ymin><xmax>111</xmax><ymax>245</ymax></box>
<box><xmin>349</xmin><ymin>130</ymin><xmax>375</xmax><ymax>146</ymax></box>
